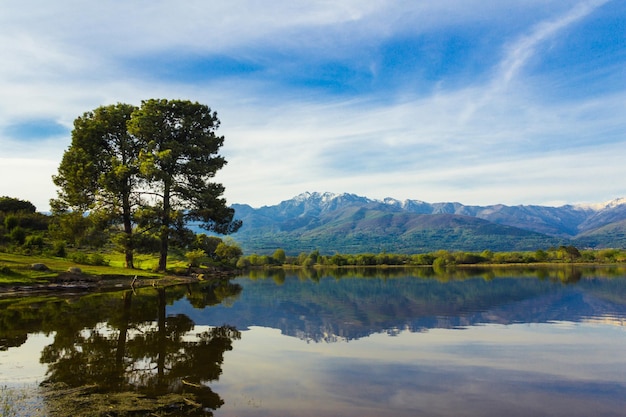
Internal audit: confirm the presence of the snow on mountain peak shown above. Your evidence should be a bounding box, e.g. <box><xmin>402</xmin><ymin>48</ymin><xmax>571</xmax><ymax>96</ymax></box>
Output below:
<box><xmin>576</xmin><ymin>197</ymin><xmax>626</xmax><ymax>211</ymax></box>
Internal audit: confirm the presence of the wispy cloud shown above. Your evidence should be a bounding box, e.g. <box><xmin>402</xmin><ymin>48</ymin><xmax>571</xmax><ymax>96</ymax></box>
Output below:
<box><xmin>497</xmin><ymin>0</ymin><xmax>609</xmax><ymax>86</ymax></box>
<box><xmin>0</xmin><ymin>1</ymin><xmax>624</xmax><ymax>211</ymax></box>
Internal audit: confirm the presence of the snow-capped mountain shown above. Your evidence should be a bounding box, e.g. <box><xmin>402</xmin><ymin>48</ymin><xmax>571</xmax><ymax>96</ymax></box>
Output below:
<box><xmin>225</xmin><ymin>192</ymin><xmax>626</xmax><ymax>254</ymax></box>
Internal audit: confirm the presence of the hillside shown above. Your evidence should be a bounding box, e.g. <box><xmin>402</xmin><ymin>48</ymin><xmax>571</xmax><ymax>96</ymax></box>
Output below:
<box><xmin>209</xmin><ymin>192</ymin><xmax>626</xmax><ymax>254</ymax></box>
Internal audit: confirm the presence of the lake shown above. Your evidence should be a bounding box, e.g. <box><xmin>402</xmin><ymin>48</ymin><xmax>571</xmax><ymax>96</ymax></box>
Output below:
<box><xmin>1</xmin><ymin>266</ymin><xmax>626</xmax><ymax>416</ymax></box>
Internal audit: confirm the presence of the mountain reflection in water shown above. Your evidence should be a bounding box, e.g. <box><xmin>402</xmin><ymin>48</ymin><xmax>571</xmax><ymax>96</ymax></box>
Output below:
<box><xmin>171</xmin><ymin>267</ymin><xmax>626</xmax><ymax>342</ymax></box>
<box><xmin>1</xmin><ymin>267</ymin><xmax>625</xmax><ymax>416</ymax></box>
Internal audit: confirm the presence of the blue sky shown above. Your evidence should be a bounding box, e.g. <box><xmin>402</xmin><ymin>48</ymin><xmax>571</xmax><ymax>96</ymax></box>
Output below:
<box><xmin>1</xmin><ymin>0</ymin><xmax>625</xmax><ymax>211</ymax></box>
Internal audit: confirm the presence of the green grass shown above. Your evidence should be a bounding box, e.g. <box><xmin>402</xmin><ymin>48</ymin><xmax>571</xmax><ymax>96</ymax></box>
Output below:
<box><xmin>0</xmin><ymin>249</ymin><xmax>206</xmax><ymax>283</ymax></box>
<box><xmin>105</xmin><ymin>252</ymin><xmax>192</xmax><ymax>272</ymax></box>
<box><xmin>0</xmin><ymin>252</ymin><xmax>162</xmax><ymax>285</ymax></box>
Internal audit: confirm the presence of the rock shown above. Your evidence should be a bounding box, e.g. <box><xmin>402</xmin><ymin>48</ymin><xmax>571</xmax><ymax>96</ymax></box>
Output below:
<box><xmin>30</xmin><ymin>263</ymin><xmax>49</xmax><ymax>271</ymax></box>
<box><xmin>67</xmin><ymin>267</ymin><xmax>82</xmax><ymax>274</ymax></box>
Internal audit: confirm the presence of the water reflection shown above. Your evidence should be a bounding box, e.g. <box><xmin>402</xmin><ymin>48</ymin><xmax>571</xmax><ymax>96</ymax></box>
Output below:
<box><xmin>174</xmin><ymin>267</ymin><xmax>626</xmax><ymax>343</ymax></box>
<box><xmin>0</xmin><ymin>279</ymin><xmax>242</xmax><ymax>416</ymax></box>
<box><xmin>1</xmin><ymin>267</ymin><xmax>626</xmax><ymax>416</ymax></box>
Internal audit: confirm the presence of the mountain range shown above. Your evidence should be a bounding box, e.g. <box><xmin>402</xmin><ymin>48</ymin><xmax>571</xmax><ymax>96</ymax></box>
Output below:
<box><xmin>218</xmin><ymin>192</ymin><xmax>626</xmax><ymax>255</ymax></box>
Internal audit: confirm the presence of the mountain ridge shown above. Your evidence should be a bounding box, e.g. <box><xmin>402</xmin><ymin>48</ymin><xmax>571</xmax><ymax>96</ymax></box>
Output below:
<box><xmin>220</xmin><ymin>192</ymin><xmax>626</xmax><ymax>254</ymax></box>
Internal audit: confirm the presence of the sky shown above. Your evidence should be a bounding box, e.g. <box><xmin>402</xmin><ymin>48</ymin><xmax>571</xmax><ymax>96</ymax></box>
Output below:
<box><xmin>1</xmin><ymin>0</ymin><xmax>625</xmax><ymax>211</ymax></box>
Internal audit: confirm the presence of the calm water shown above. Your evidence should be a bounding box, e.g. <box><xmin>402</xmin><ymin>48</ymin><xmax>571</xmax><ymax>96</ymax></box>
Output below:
<box><xmin>1</xmin><ymin>267</ymin><xmax>626</xmax><ymax>416</ymax></box>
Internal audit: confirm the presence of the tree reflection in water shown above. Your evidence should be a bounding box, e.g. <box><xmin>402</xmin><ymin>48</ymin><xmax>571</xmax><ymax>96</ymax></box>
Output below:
<box><xmin>37</xmin><ymin>280</ymin><xmax>242</xmax><ymax>416</ymax></box>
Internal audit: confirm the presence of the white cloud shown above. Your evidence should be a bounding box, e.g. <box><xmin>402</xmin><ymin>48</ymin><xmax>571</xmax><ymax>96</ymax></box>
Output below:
<box><xmin>0</xmin><ymin>0</ymin><xmax>623</xmax><ymax>211</ymax></box>
<box><xmin>497</xmin><ymin>0</ymin><xmax>609</xmax><ymax>86</ymax></box>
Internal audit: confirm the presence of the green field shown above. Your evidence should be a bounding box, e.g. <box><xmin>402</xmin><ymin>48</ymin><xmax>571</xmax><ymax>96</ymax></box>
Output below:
<box><xmin>0</xmin><ymin>252</ymin><xmax>165</xmax><ymax>286</ymax></box>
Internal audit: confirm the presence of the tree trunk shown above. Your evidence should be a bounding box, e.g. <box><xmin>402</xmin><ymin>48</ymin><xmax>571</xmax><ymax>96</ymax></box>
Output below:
<box><xmin>123</xmin><ymin>192</ymin><xmax>134</xmax><ymax>269</ymax></box>
<box><xmin>158</xmin><ymin>184</ymin><xmax>170</xmax><ymax>271</ymax></box>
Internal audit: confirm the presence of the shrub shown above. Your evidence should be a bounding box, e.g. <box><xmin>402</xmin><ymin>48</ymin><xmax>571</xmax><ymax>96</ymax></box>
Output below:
<box><xmin>272</xmin><ymin>249</ymin><xmax>286</xmax><ymax>265</ymax></box>
<box><xmin>185</xmin><ymin>249</ymin><xmax>206</xmax><ymax>267</ymax></box>
<box><xmin>51</xmin><ymin>241</ymin><xmax>66</xmax><ymax>258</ymax></box>
<box><xmin>69</xmin><ymin>251</ymin><xmax>89</xmax><ymax>264</ymax></box>
<box><xmin>9</xmin><ymin>227</ymin><xmax>26</xmax><ymax>245</ymax></box>
<box><xmin>89</xmin><ymin>253</ymin><xmax>109</xmax><ymax>266</ymax></box>
<box><xmin>4</xmin><ymin>215</ymin><xmax>18</xmax><ymax>231</ymax></box>
<box><xmin>24</xmin><ymin>235</ymin><xmax>44</xmax><ymax>251</ymax></box>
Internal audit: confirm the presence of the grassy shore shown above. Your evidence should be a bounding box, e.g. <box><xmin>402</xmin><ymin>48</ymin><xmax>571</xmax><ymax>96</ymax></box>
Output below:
<box><xmin>0</xmin><ymin>252</ymin><xmax>158</xmax><ymax>285</ymax></box>
<box><xmin>0</xmin><ymin>252</ymin><xmax>217</xmax><ymax>295</ymax></box>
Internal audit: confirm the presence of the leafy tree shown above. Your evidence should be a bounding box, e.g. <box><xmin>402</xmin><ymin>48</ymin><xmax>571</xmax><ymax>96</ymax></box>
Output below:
<box><xmin>52</xmin><ymin>100</ymin><xmax>241</xmax><ymax>270</ymax></box>
<box><xmin>128</xmin><ymin>99</ymin><xmax>241</xmax><ymax>271</ymax></box>
<box><xmin>214</xmin><ymin>239</ymin><xmax>243</xmax><ymax>267</ymax></box>
<box><xmin>185</xmin><ymin>249</ymin><xmax>207</xmax><ymax>267</ymax></box>
<box><xmin>272</xmin><ymin>248</ymin><xmax>286</xmax><ymax>265</ymax></box>
<box><xmin>0</xmin><ymin>196</ymin><xmax>36</xmax><ymax>213</ymax></box>
<box><xmin>48</xmin><ymin>210</ymin><xmax>108</xmax><ymax>248</ymax></box>
<box><xmin>193</xmin><ymin>234</ymin><xmax>224</xmax><ymax>259</ymax></box>
<box><xmin>52</xmin><ymin>103</ymin><xmax>140</xmax><ymax>267</ymax></box>
<box><xmin>559</xmin><ymin>245</ymin><xmax>581</xmax><ymax>262</ymax></box>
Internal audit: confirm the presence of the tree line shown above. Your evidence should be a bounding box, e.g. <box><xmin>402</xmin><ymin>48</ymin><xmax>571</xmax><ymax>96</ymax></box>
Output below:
<box><xmin>1</xmin><ymin>99</ymin><xmax>241</xmax><ymax>271</ymax></box>
<box><xmin>236</xmin><ymin>246</ymin><xmax>626</xmax><ymax>268</ymax></box>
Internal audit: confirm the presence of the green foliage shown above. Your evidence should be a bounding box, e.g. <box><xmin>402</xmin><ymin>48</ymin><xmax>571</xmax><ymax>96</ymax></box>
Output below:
<box><xmin>4</xmin><ymin>215</ymin><xmax>18</xmax><ymax>231</ymax></box>
<box><xmin>68</xmin><ymin>251</ymin><xmax>109</xmax><ymax>266</ymax></box>
<box><xmin>9</xmin><ymin>227</ymin><xmax>26</xmax><ymax>245</ymax></box>
<box><xmin>0</xmin><ymin>201</ymin><xmax>52</xmax><ymax>255</ymax></box>
<box><xmin>51</xmin><ymin>100</ymin><xmax>241</xmax><ymax>270</ymax></box>
<box><xmin>185</xmin><ymin>249</ymin><xmax>207</xmax><ymax>267</ymax></box>
<box><xmin>51</xmin><ymin>241</ymin><xmax>66</xmax><ymax>257</ymax></box>
<box><xmin>90</xmin><ymin>253</ymin><xmax>109</xmax><ymax>266</ymax></box>
<box><xmin>411</xmin><ymin>253</ymin><xmax>435</xmax><ymax>265</ymax></box>
<box><xmin>214</xmin><ymin>240</ymin><xmax>243</xmax><ymax>267</ymax></box>
<box><xmin>238</xmin><ymin>244</ymin><xmax>624</xmax><ymax>269</ymax></box>
<box><xmin>0</xmin><ymin>196</ymin><xmax>36</xmax><ymax>213</ymax></box>
<box><xmin>272</xmin><ymin>248</ymin><xmax>286</xmax><ymax>265</ymax></box>
<box><xmin>48</xmin><ymin>211</ymin><xmax>108</xmax><ymax>248</ymax></box>
<box><xmin>193</xmin><ymin>234</ymin><xmax>223</xmax><ymax>258</ymax></box>
<box><xmin>236</xmin><ymin>257</ymin><xmax>250</xmax><ymax>269</ymax></box>
<box><xmin>52</xmin><ymin>103</ymin><xmax>140</xmax><ymax>267</ymax></box>
<box><xmin>534</xmin><ymin>249</ymin><xmax>548</xmax><ymax>261</ymax></box>
<box><xmin>82</xmin><ymin>99</ymin><xmax>242</xmax><ymax>271</ymax></box>
<box><xmin>23</xmin><ymin>234</ymin><xmax>44</xmax><ymax>252</ymax></box>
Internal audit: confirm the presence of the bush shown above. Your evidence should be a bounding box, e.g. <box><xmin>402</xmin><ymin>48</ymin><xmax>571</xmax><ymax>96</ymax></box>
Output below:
<box><xmin>24</xmin><ymin>235</ymin><xmax>44</xmax><ymax>251</ymax></box>
<box><xmin>185</xmin><ymin>249</ymin><xmax>206</xmax><ymax>267</ymax></box>
<box><xmin>67</xmin><ymin>252</ymin><xmax>109</xmax><ymax>266</ymax></box>
<box><xmin>69</xmin><ymin>251</ymin><xmax>89</xmax><ymax>264</ymax></box>
<box><xmin>51</xmin><ymin>241</ymin><xmax>66</xmax><ymax>258</ymax></box>
<box><xmin>9</xmin><ymin>227</ymin><xmax>26</xmax><ymax>245</ymax></box>
<box><xmin>4</xmin><ymin>215</ymin><xmax>18</xmax><ymax>231</ymax></box>
<box><xmin>236</xmin><ymin>257</ymin><xmax>250</xmax><ymax>269</ymax></box>
<box><xmin>272</xmin><ymin>249</ymin><xmax>286</xmax><ymax>265</ymax></box>
<box><xmin>89</xmin><ymin>253</ymin><xmax>109</xmax><ymax>266</ymax></box>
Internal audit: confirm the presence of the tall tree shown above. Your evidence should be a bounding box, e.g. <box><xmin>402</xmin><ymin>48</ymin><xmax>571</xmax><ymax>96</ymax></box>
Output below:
<box><xmin>0</xmin><ymin>196</ymin><xmax>37</xmax><ymax>213</ymax></box>
<box><xmin>52</xmin><ymin>103</ymin><xmax>140</xmax><ymax>267</ymax></box>
<box><xmin>128</xmin><ymin>99</ymin><xmax>241</xmax><ymax>271</ymax></box>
